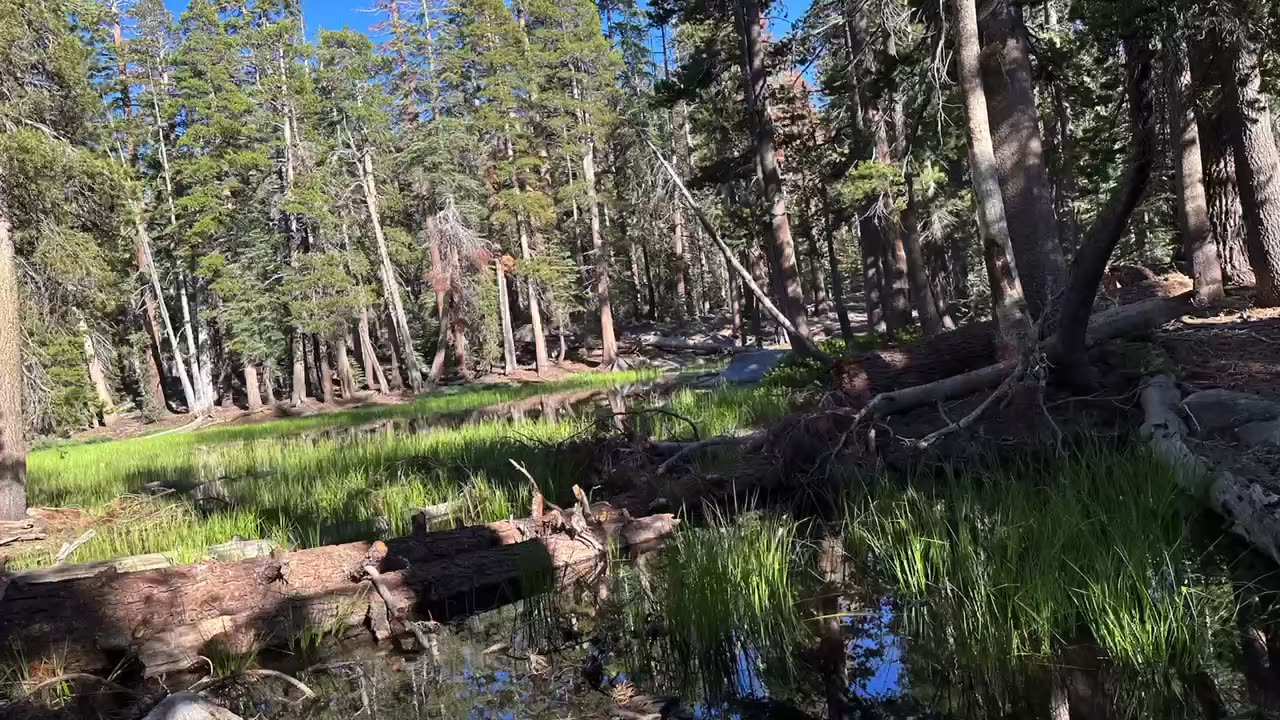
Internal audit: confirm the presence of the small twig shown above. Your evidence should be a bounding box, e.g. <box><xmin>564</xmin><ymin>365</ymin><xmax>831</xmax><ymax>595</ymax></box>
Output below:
<box><xmin>906</xmin><ymin>361</ymin><xmax>1026</xmax><ymax>450</ymax></box>
<box><xmin>238</xmin><ymin>669</ymin><xmax>316</xmax><ymax>700</ymax></box>
<box><xmin>55</xmin><ymin>529</ymin><xmax>96</xmax><ymax>564</ymax></box>
<box><xmin>656</xmin><ymin>434</ymin><xmax>756</xmax><ymax>475</ymax></box>
<box><xmin>362</xmin><ymin>564</ymin><xmax>430</xmax><ymax>651</ymax></box>
<box><xmin>26</xmin><ymin>673</ymin><xmax>138</xmax><ymax>697</ymax></box>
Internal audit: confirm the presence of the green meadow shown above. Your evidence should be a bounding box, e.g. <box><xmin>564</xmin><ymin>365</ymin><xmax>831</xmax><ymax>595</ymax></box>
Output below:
<box><xmin>18</xmin><ymin>369</ymin><xmax>792</xmax><ymax>569</ymax></box>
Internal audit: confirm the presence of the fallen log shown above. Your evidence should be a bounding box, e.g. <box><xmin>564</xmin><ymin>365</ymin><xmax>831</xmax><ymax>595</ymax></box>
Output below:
<box><xmin>631</xmin><ymin>336</ymin><xmax>750</xmax><ymax>355</ymax></box>
<box><xmin>652</xmin><ymin>295</ymin><xmax>1194</xmax><ymax>469</ymax></box>
<box><xmin>835</xmin><ymin>294</ymin><xmax>1191</xmax><ymax>400</ymax></box>
<box><xmin>0</xmin><ymin>504</ymin><xmax>678</xmax><ymax>676</ymax></box>
<box><xmin>1140</xmin><ymin>374</ymin><xmax>1280</xmax><ymax>566</ymax></box>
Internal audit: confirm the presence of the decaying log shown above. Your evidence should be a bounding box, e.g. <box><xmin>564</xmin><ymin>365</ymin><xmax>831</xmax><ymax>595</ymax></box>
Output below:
<box><xmin>0</xmin><ymin>517</ymin><xmax>47</xmax><ymax>547</ymax></box>
<box><xmin>0</xmin><ymin>505</ymin><xmax>678</xmax><ymax>676</ymax></box>
<box><xmin>1141</xmin><ymin>374</ymin><xmax>1280</xmax><ymax>565</ymax></box>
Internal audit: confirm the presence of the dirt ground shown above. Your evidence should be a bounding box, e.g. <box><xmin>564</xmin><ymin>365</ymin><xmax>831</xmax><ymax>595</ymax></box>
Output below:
<box><xmin>1153</xmin><ymin>285</ymin><xmax>1280</xmax><ymax>493</ymax></box>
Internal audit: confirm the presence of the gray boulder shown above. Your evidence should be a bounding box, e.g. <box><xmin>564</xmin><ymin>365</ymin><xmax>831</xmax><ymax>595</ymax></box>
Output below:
<box><xmin>144</xmin><ymin>694</ymin><xmax>243</xmax><ymax>720</ymax></box>
<box><xmin>1182</xmin><ymin>389</ymin><xmax>1280</xmax><ymax>434</ymax></box>
<box><xmin>1237</xmin><ymin>419</ymin><xmax>1280</xmax><ymax>448</ymax></box>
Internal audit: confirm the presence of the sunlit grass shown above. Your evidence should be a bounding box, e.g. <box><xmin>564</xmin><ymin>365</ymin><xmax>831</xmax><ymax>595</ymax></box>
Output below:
<box><xmin>847</xmin><ymin>445</ymin><xmax>1236</xmax><ymax>716</ymax></box>
<box><xmin>17</xmin><ymin>371</ymin><xmax>790</xmax><ymax>569</ymax></box>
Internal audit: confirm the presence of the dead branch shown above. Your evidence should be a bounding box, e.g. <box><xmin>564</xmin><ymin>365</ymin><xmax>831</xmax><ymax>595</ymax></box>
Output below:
<box><xmin>656</xmin><ymin>432</ymin><xmax>766</xmax><ymax>475</ymax></box>
<box><xmin>907</xmin><ymin>359</ymin><xmax>1027</xmax><ymax>449</ymax></box>
<box><xmin>646</xmin><ymin>139</ymin><xmax>832</xmax><ymax>366</ymax></box>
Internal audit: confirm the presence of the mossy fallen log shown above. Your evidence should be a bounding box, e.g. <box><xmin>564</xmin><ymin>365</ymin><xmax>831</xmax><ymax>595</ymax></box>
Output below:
<box><xmin>0</xmin><ymin>505</ymin><xmax>678</xmax><ymax>676</ymax></box>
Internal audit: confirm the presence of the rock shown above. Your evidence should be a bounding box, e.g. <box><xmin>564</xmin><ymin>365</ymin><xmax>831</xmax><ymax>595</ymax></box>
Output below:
<box><xmin>720</xmin><ymin>350</ymin><xmax>791</xmax><ymax>384</ymax></box>
<box><xmin>1182</xmin><ymin>389</ymin><xmax>1280</xmax><ymax>434</ymax></box>
<box><xmin>1237</xmin><ymin>419</ymin><xmax>1280</xmax><ymax>447</ymax></box>
<box><xmin>144</xmin><ymin>693</ymin><xmax>243</xmax><ymax>720</ymax></box>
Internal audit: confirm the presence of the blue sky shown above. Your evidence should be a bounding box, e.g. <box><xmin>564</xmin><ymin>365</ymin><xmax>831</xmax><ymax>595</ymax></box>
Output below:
<box><xmin>160</xmin><ymin>0</ymin><xmax>814</xmax><ymax>40</ymax></box>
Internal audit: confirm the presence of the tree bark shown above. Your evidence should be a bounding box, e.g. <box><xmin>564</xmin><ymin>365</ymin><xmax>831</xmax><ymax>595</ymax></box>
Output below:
<box><xmin>132</xmin><ymin>238</ymin><xmax>168</xmax><ymax>415</ymax></box>
<box><xmin>178</xmin><ymin>274</ymin><xmax>211</xmax><ymax>414</ymax></box>
<box><xmin>1052</xmin><ymin>38</ymin><xmax>1156</xmax><ymax>377</ymax></box>
<box><xmin>582</xmin><ymin>133</ymin><xmax>620</xmax><ymax>369</ymax></box>
<box><xmin>978</xmin><ymin>0</ymin><xmax>1067</xmax><ymax>319</ymax></box>
<box><xmin>1169</xmin><ymin>51</ymin><xmax>1224</xmax><ymax>305</ymax></box>
<box><xmin>381</xmin><ymin>315</ymin><xmax>404</xmax><ymax>392</ymax></box>
<box><xmin>243</xmin><ymin>364</ymin><xmax>261</xmax><ymax>412</ymax></box>
<box><xmin>318</xmin><ymin>340</ymin><xmax>334</xmax><ymax>404</ymax></box>
<box><xmin>952</xmin><ymin>0</ymin><xmax>1031</xmax><ymax>355</ymax></box>
<box><xmin>820</xmin><ymin>187</ymin><xmax>854</xmax><ymax>341</ymax></box>
<box><xmin>354</xmin><ymin>142</ymin><xmax>423</xmax><ymax>392</ymax></box>
<box><xmin>496</xmin><ymin>259</ymin><xmax>517</xmax><ymax>375</ymax></box>
<box><xmin>903</xmin><ymin>176</ymin><xmax>946</xmax><ymax>336</ymax></box>
<box><xmin>0</xmin><ymin>508</ymin><xmax>678</xmax><ymax>676</ymax></box>
<box><xmin>358</xmin><ymin>310</ymin><xmax>388</xmax><ymax>394</ymax></box>
<box><xmin>428</xmin><ymin>225</ymin><xmax>450</xmax><ymax>385</ymax></box>
<box><xmin>290</xmin><ymin>333</ymin><xmax>307</xmax><ymax>407</ymax></box>
<box><xmin>737</xmin><ymin>0</ymin><xmax>810</xmax><ymax>338</ymax></box>
<box><xmin>859</xmin><ymin>218</ymin><xmax>887</xmax><ymax>333</ymax></box>
<box><xmin>0</xmin><ymin>214</ymin><xmax>26</xmax><ymax>521</ymax></box>
<box><xmin>335</xmin><ymin>337</ymin><xmax>356</xmax><ymax>399</ymax></box>
<box><xmin>1220</xmin><ymin>27</ymin><xmax>1280</xmax><ymax>306</ymax></box>
<box><xmin>262</xmin><ymin>365</ymin><xmax>277</xmax><ymax>407</ymax></box>
<box><xmin>132</xmin><ymin>204</ymin><xmax>196</xmax><ymax>414</ymax></box>
<box><xmin>79</xmin><ymin>321</ymin><xmax>116</xmax><ymax>426</ymax></box>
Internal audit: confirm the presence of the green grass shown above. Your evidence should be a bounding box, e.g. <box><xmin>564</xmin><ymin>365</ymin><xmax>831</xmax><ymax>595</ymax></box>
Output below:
<box><xmin>17</xmin><ymin>370</ymin><xmax>790</xmax><ymax>569</ymax></box>
<box><xmin>656</xmin><ymin>507</ymin><xmax>810</xmax><ymax>699</ymax></box>
<box><xmin>847</xmin><ymin>445</ymin><xmax>1236</xmax><ymax>716</ymax></box>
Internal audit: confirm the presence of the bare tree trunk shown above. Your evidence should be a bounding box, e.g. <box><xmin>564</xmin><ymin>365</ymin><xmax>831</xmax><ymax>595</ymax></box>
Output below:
<box><xmin>737</xmin><ymin>0</ymin><xmax>810</xmax><ymax>337</ymax></box>
<box><xmin>819</xmin><ymin>187</ymin><xmax>854</xmax><ymax>341</ymax></box>
<box><xmin>582</xmin><ymin>135</ymin><xmax>620</xmax><ymax>369</ymax></box>
<box><xmin>1053</xmin><ymin>38</ymin><xmax>1156</xmax><ymax>378</ymax></box>
<box><xmin>132</xmin><ymin>236</ymin><xmax>168</xmax><ymax>414</ymax></box>
<box><xmin>730</xmin><ymin>272</ymin><xmax>743</xmax><ymax>345</ymax></box>
<box><xmin>1194</xmin><ymin>82</ymin><xmax>1253</xmax><ymax>287</ymax></box>
<box><xmin>805</xmin><ymin>209</ymin><xmax>831</xmax><ymax>313</ymax></box>
<box><xmin>358</xmin><ymin>310</ymin><xmax>389</xmax><ymax>394</ymax></box>
<box><xmin>451</xmin><ymin>321</ymin><xmax>470</xmax><ymax>381</ymax></box>
<box><xmin>860</xmin><ymin>219</ymin><xmax>887</xmax><ymax>333</ymax></box>
<box><xmin>354</xmin><ymin>142</ymin><xmax>423</xmax><ymax>391</ymax></box>
<box><xmin>177</xmin><ymin>273</ymin><xmax>207</xmax><ymax>413</ymax></box>
<box><xmin>1221</xmin><ymin>28</ymin><xmax>1280</xmax><ymax>306</ymax></box>
<box><xmin>1169</xmin><ymin>50</ymin><xmax>1224</xmax><ymax>305</ymax></box>
<box><xmin>496</xmin><ymin>259</ymin><xmax>517</xmax><ymax>375</ymax></box>
<box><xmin>262</xmin><ymin>365</ymin><xmax>277</xmax><ymax>406</ymax></box>
<box><xmin>0</xmin><ymin>214</ymin><xmax>26</xmax><ymax>521</ymax></box>
<box><xmin>381</xmin><ymin>316</ymin><xmax>404</xmax><ymax>392</ymax></box>
<box><xmin>335</xmin><ymin>337</ymin><xmax>356</xmax><ymax>398</ymax></box>
<box><xmin>80</xmin><ymin>321</ymin><xmax>116</xmax><ymax>426</ymax></box>
<box><xmin>244</xmin><ymin>364</ymin><xmax>262</xmax><ymax>412</ymax></box>
<box><xmin>131</xmin><ymin>207</ymin><xmax>195</xmax><ymax>419</ymax></box>
<box><xmin>318</xmin><ymin>340</ymin><xmax>334</xmax><ymax>405</ymax></box>
<box><xmin>428</xmin><ymin>225</ymin><xmax>449</xmax><ymax>385</ymax></box>
<box><xmin>903</xmin><ymin>176</ymin><xmax>946</xmax><ymax>336</ymax></box>
<box><xmin>952</xmin><ymin>0</ymin><xmax>1031</xmax><ymax>355</ymax></box>
<box><xmin>978</xmin><ymin>0</ymin><xmax>1067</xmax><ymax>319</ymax></box>
<box><xmin>673</xmin><ymin>194</ymin><xmax>690</xmax><ymax>323</ymax></box>
<box><xmin>290</xmin><ymin>334</ymin><xmax>307</xmax><ymax>406</ymax></box>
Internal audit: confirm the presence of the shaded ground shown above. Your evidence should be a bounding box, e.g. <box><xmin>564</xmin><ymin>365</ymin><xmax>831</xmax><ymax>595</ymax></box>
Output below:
<box><xmin>1154</xmin><ymin>287</ymin><xmax>1280</xmax><ymax>494</ymax></box>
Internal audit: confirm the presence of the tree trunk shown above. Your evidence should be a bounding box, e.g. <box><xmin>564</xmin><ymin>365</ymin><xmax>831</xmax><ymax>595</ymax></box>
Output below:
<box><xmin>355</xmin><ymin>143</ymin><xmax>423</xmax><ymax>391</ymax></box>
<box><xmin>496</xmin><ymin>259</ymin><xmax>517</xmax><ymax>375</ymax></box>
<box><xmin>381</xmin><ymin>316</ymin><xmax>404</xmax><ymax>392</ymax></box>
<box><xmin>318</xmin><ymin>340</ymin><xmax>334</xmax><ymax>405</ymax></box>
<box><xmin>903</xmin><ymin>176</ymin><xmax>946</xmax><ymax>336</ymax></box>
<box><xmin>243</xmin><ymin>364</ymin><xmax>261</xmax><ymax>412</ymax></box>
<box><xmin>1169</xmin><ymin>51</ymin><xmax>1224</xmax><ymax>305</ymax></box>
<box><xmin>132</xmin><ymin>237</ymin><xmax>168</xmax><ymax>415</ymax></box>
<box><xmin>1052</xmin><ymin>38</ymin><xmax>1156</xmax><ymax>378</ymax></box>
<box><xmin>737</xmin><ymin>0</ymin><xmax>810</xmax><ymax>338</ymax></box>
<box><xmin>978</xmin><ymin>0</ymin><xmax>1067</xmax><ymax>319</ymax></box>
<box><xmin>952</xmin><ymin>0</ymin><xmax>1031</xmax><ymax>355</ymax></box>
<box><xmin>136</xmin><ymin>213</ymin><xmax>197</xmax><ymax>414</ymax></box>
<box><xmin>1220</xmin><ymin>28</ymin><xmax>1280</xmax><ymax>306</ymax></box>
<box><xmin>80</xmin><ymin>322</ymin><xmax>116</xmax><ymax>426</ymax></box>
<box><xmin>673</xmin><ymin>196</ymin><xmax>690</xmax><ymax>323</ymax></box>
<box><xmin>290</xmin><ymin>333</ymin><xmax>307</xmax><ymax>407</ymax></box>
<box><xmin>860</xmin><ymin>218</ymin><xmax>887</xmax><ymax>333</ymax></box>
<box><xmin>177</xmin><ymin>274</ymin><xmax>208</xmax><ymax>414</ymax></box>
<box><xmin>805</xmin><ymin>213</ymin><xmax>831</xmax><ymax>313</ymax></box>
<box><xmin>262</xmin><ymin>365</ymin><xmax>277</xmax><ymax>407</ymax></box>
<box><xmin>335</xmin><ymin>337</ymin><xmax>357</xmax><ymax>398</ymax></box>
<box><xmin>0</xmin><ymin>214</ymin><xmax>26</xmax><ymax>521</ymax></box>
<box><xmin>0</xmin><ymin>508</ymin><xmax>677</xmax><ymax>677</ymax></box>
<box><xmin>583</xmin><ymin>136</ymin><xmax>619</xmax><ymax>368</ymax></box>
<box><xmin>428</xmin><ymin>228</ymin><xmax>450</xmax><ymax>385</ymax></box>
<box><xmin>820</xmin><ymin>187</ymin><xmax>854</xmax><ymax>341</ymax></box>
<box><xmin>358</xmin><ymin>310</ymin><xmax>388</xmax><ymax>394</ymax></box>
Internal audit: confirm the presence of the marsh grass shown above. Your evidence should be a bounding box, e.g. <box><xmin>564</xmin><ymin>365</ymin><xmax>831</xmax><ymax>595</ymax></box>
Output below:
<box><xmin>848</xmin><ymin>445</ymin><xmax>1237</xmax><ymax>716</ymax></box>
<box><xmin>657</xmin><ymin>507</ymin><xmax>811</xmax><ymax>700</ymax></box>
<box><xmin>16</xmin><ymin>372</ymin><xmax>790</xmax><ymax>570</ymax></box>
